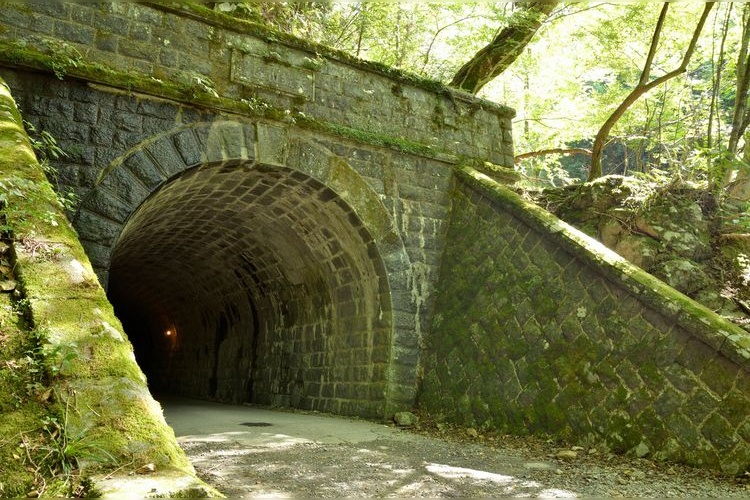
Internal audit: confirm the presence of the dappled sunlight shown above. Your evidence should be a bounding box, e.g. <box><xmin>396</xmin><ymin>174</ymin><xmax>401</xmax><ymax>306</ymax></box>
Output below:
<box><xmin>737</xmin><ymin>253</ymin><xmax>750</xmax><ymax>285</ymax></box>
<box><xmin>186</xmin><ymin>441</ymin><xmax>583</xmax><ymax>498</ymax></box>
<box><xmin>426</xmin><ymin>463</ymin><xmax>521</xmax><ymax>484</ymax></box>
<box><xmin>425</xmin><ymin>463</ymin><xmax>577</xmax><ymax>498</ymax></box>
<box><xmin>538</xmin><ymin>488</ymin><xmax>578</xmax><ymax>498</ymax></box>
<box><xmin>178</xmin><ymin>431</ymin><xmax>312</xmax><ymax>449</ymax></box>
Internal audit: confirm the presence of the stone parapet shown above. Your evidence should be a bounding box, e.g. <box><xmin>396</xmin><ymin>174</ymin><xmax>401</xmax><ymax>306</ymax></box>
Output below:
<box><xmin>0</xmin><ymin>2</ymin><xmax>514</xmax><ymax>167</ymax></box>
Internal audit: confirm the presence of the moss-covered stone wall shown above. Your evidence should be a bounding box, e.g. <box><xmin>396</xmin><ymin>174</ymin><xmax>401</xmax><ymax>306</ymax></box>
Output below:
<box><xmin>420</xmin><ymin>167</ymin><xmax>750</xmax><ymax>475</ymax></box>
<box><xmin>0</xmin><ymin>76</ymin><xmax>215</xmax><ymax>497</ymax></box>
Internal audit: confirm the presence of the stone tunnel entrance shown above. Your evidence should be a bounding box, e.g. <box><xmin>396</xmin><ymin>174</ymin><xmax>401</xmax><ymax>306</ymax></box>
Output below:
<box><xmin>105</xmin><ymin>160</ymin><xmax>394</xmax><ymax>418</ymax></box>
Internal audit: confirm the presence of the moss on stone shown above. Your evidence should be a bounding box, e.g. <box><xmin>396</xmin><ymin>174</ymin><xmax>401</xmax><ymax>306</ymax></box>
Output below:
<box><xmin>456</xmin><ymin>166</ymin><xmax>750</xmax><ymax>370</ymax></box>
<box><xmin>0</xmin><ymin>37</ymin><xmax>469</xmax><ymax>169</ymax></box>
<box><xmin>0</xmin><ymin>74</ymin><xmax>201</xmax><ymax>493</ymax></box>
<box><xmin>148</xmin><ymin>2</ymin><xmax>482</xmax><ymax>102</ymax></box>
<box><xmin>0</xmin><ymin>292</ymin><xmax>47</xmax><ymax>496</ymax></box>
<box><xmin>0</xmin><ymin>408</ymin><xmax>47</xmax><ymax>496</ymax></box>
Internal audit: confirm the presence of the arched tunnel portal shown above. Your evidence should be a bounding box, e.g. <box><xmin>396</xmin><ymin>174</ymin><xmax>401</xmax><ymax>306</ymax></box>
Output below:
<box><xmin>75</xmin><ymin>123</ymin><xmax>412</xmax><ymax>419</ymax></box>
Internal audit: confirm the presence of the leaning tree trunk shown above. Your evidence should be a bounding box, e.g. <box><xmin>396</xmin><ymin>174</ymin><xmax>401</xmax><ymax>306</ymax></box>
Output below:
<box><xmin>449</xmin><ymin>1</ymin><xmax>558</xmax><ymax>95</ymax></box>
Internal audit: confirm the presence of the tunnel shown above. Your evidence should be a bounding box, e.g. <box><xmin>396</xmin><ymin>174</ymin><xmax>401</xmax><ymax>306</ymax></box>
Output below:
<box><xmin>105</xmin><ymin>160</ymin><xmax>394</xmax><ymax>418</ymax></box>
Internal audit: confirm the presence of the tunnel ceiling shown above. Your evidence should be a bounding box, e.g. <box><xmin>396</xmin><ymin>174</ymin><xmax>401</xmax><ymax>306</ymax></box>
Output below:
<box><xmin>108</xmin><ymin>161</ymin><xmax>386</xmax><ymax>329</ymax></box>
<box><xmin>106</xmin><ymin>159</ymin><xmax>394</xmax><ymax>411</ymax></box>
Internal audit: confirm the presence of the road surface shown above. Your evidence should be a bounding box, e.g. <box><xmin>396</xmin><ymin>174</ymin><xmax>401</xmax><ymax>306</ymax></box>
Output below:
<box><xmin>159</xmin><ymin>396</ymin><xmax>748</xmax><ymax>498</ymax></box>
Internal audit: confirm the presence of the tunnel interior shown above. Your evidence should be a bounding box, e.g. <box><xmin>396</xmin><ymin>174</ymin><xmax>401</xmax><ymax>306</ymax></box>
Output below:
<box><xmin>107</xmin><ymin>161</ymin><xmax>393</xmax><ymax>417</ymax></box>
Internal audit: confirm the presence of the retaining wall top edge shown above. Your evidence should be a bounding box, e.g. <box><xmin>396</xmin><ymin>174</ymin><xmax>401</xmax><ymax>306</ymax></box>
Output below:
<box><xmin>0</xmin><ymin>74</ymin><xmax>211</xmax><ymax>494</ymax></box>
<box><xmin>0</xmin><ymin>57</ymin><xmax>452</xmax><ymax>165</ymax></box>
<box><xmin>456</xmin><ymin>166</ymin><xmax>750</xmax><ymax>370</ymax></box>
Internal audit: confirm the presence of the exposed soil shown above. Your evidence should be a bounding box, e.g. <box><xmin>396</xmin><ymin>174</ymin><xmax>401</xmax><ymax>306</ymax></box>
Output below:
<box><xmin>176</xmin><ymin>409</ymin><xmax>750</xmax><ymax>498</ymax></box>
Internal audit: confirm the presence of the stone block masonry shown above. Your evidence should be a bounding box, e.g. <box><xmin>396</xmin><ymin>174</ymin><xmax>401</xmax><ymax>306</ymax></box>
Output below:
<box><xmin>0</xmin><ymin>2</ymin><xmax>514</xmax><ymax>167</ymax></box>
<box><xmin>419</xmin><ymin>167</ymin><xmax>750</xmax><ymax>475</ymax></box>
<box><xmin>0</xmin><ymin>76</ymin><xmax>215</xmax><ymax>497</ymax></box>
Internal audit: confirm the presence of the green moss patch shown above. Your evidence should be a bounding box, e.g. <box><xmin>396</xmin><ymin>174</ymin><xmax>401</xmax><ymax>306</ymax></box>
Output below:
<box><xmin>0</xmin><ymin>74</ymin><xmax>202</xmax><ymax>494</ymax></box>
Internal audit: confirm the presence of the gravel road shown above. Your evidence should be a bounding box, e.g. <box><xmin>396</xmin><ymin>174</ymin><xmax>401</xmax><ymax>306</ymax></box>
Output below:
<box><xmin>161</xmin><ymin>397</ymin><xmax>750</xmax><ymax>498</ymax></box>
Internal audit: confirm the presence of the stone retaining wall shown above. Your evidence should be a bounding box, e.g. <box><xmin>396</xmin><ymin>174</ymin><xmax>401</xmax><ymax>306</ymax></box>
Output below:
<box><xmin>419</xmin><ymin>167</ymin><xmax>750</xmax><ymax>475</ymax></box>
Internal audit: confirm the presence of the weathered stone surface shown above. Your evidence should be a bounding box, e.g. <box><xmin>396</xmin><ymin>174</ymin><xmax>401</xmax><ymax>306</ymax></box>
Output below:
<box><xmin>556</xmin><ymin>450</ymin><xmax>578</xmax><ymax>460</ymax></box>
<box><xmin>542</xmin><ymin>175</ymin><xmax>749</xmax><ymax>327</ymax></box>
<box><xmin>0</xmin><ymin>2</ymin><xmax>514</xmax><ymax>167</ymax></box>
<box><xmin>420</xmin><ymin>168</ymin><xmax>750</xmax><ymax>475</ymax></box>
<box><xmin>0</xmin><ymin>279</ymin><xmax>16</xmax><ymax>292</ymax></box>
<box><xmin>394</xmin><ymin>411</ymin><xmax>418</xmax><ymax>427</ymax></box>
<box><xmin>653</xmin><ymin>258</ymin><xmax>711</xmax><ymax>295</ymax></box>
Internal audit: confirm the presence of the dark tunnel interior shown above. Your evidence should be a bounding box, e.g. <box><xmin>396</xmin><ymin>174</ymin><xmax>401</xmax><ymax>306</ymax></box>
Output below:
<box><xmin>106</xmin><ymin>161</ymin><xmax>393</xmax><ymax>417</ymax></box>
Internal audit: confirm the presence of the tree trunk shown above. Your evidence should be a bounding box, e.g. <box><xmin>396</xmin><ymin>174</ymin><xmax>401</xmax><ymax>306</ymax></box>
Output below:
<box><xmin>449</xmin><ymin>1</ymin><xmax>558</xmax><ymax>95</ymax></box>
<box><xmin>728</xmin><ymin>3</ymin><xmax>750</xmax><ymax>155</ymax></box>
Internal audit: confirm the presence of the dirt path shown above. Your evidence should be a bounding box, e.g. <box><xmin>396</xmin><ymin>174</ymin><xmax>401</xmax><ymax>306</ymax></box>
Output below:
<box><xmin>161</xmin><ymin>397</ymin><xmax>749</xmax><ymax>498</ymax></box>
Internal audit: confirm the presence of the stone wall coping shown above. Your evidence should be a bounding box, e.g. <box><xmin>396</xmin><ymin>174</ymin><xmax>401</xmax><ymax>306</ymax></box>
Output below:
<box><xmin>0</xmin><ymin>2</ymin><xmax>515</xmax><ymax>166</ymax></box>
<box><xmin>0</xmin><ymin>76</ymin><xmax>218</xmax><ymax>497</ymax></box>
<box><xmin>148</xmin><ymin>2</ymin><xmax>516</xmax><ymax>119</ymax></box>
<box><xmin>457</xmin><ymin>166</ymin><xmax>750</xmax><ymax>371</ymax></box>
<box><xmin>0</xmin><ymin>38</ymin><xmax>458</xmax><ymax>165</ymax></box>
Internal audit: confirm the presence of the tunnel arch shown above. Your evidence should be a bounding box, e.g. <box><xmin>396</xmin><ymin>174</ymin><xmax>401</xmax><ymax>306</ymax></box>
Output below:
<box><xmin>72</xmin><ymin>121</ymin><xmax>414</xmax><ymax>418</ymax></box>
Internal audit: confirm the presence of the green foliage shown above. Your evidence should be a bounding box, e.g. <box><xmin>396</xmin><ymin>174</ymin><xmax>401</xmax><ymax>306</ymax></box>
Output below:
<box><xmin>37</xmin><ymin>400</ymin><xmax>116</xmax><ymax>476</ymax></box>
<box><xmin>0</xmin><ymin>174</ymin><xmax>68</xmax><ymax>233</ymax></box>
<box><xmin>24</xmin><ymin>122</ymin><xmax>66</xmax><ymax>162</ymax></box>
<box><xmin>5</xmin><ymin>38</ymin><xmax>84</xmax><ymax>80</ymax></box>
<box><xmin>22</xmin><ymin>120</ymin><xmax>79</xmax><ymax>215</ymax></box>
<box><xmin>516</xmin><ymin>155</ymin><xmax>578</xmax><ymax>188</ymax></box>
<box><xmin>215</xmin><ymin>2</ymin><xmax>502</xmax><ymax>81</ymax></box>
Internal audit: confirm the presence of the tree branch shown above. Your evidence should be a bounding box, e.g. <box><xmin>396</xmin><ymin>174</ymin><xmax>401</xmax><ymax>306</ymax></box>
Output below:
<box><xmin>449</xmin><ymin>1</ymin><xmax>558</xmax><ymax>95</ymax></box>
<box><xmin>588</xmin><ymin>2</ymin><xmax>715</xmax><ymax>181</ymax></box>
<box><xmin>421</xmin><ymin>13</ymin><xmax>484</xmax><ymax>73</ymax></box>
<box><xmin>515</xmin><ymin>148</ymin><xmax>592</xmax><ymax>163</ymax></box>
<box><xmin>639</xmin><ymin>3</ymin><xmax>669</xmax><ymax>86</ymax></box>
